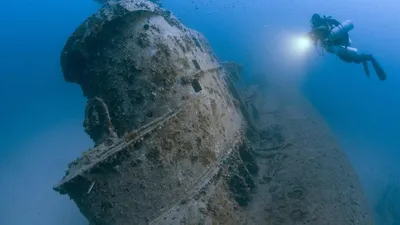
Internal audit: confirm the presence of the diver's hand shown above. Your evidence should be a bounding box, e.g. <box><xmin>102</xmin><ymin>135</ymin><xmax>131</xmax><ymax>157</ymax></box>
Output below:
<box><xmin>305</xmin><ymin>32</ymin><xmax>318</xmax><ymax>47</ymax></box>
<box><xmin>321</xmin><ymin>38</ymin><xmax>331</xmax><ymax>47</ymax></box>
<box><xmin>305</xmin><ymin>32</ymin><xmax>313</xmax><ymax>38</ymax></box>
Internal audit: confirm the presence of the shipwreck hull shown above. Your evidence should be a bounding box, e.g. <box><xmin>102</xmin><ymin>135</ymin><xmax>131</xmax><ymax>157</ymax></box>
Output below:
<box><xmin>54</xmin><ymin>0</ymin><xmax>374</xmax><ymax>224</ymax></box>
<box><xmin>56</xmin><ymin>119</ymin><xmax>250</xmax><ymax>225</ymax></box>
<box><xmin>54</xmin><ymin>0</ymin><xmax>253</xmax><ymax>224</ymax></box>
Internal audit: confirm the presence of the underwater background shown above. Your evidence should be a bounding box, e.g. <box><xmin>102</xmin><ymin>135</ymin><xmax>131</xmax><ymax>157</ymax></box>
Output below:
<box><xmin>0</xmin><ymin>0</ymin><xmax>399</xmax><ymax>224</ymax></box>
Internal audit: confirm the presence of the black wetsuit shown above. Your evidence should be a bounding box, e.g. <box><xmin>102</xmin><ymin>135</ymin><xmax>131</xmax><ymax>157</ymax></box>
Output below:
<box><xmin>309</xmin><ymin>15</ymin><xmax>387</xmax><ymax>80</ymax></box>
<box><xmin>310</xmin><ymin>17</ymin><xmax>373</xmax><ymax>64</ymax></box>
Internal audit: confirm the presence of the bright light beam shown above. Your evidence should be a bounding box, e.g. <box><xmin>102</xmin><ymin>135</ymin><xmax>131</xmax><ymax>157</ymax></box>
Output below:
<box><xmin>291</xmin><ymin>35</ymin><xmax>312</xmax><ymax>54</ymax></box>
<box><xmin>262</xmin><ymin>30</ymin><xmax>314</xmax><ymax>83</ymax></box>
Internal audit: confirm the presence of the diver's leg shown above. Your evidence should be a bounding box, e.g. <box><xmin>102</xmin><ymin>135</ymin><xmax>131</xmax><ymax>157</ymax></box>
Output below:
<box><xmin>326</xmin><ymin>45</ymin><xmax>387</xmax><ymax>80</ymax></box>
<box><xmin>355</xmin><ymin>54</ymin><xmax>387</xmax><ymax>81</ymax></box>
<box><xmin>349</xmin><ymin>54</ymin><xmax>370</xmax><ymax>77</ymax></box>
<box><xmin>359</xmin><ymin>54</ymin><xmax>373</xmax><ymax>61</ymax></box>
<box><xmin>362</xmin><ymin>61</ymin><xmax>370</xmax><ymax>77</ymax></box>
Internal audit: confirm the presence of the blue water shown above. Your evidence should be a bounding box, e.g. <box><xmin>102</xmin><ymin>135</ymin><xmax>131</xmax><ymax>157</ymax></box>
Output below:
<box><xmin>0</xmin><ymin>0</ymin><xmax>399</xmax><ymax>224</ymax></box>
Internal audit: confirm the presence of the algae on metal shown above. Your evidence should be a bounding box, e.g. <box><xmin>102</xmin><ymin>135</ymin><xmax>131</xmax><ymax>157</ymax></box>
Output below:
<box><xmin>54</xmin><ymin>0</ymin><xmax>254</xmax><ymax>224</ymax></box>
<box><xmin>54</xmin><ymin>0</ymin><xmax>374</xmax><ymax>224</ymax></box>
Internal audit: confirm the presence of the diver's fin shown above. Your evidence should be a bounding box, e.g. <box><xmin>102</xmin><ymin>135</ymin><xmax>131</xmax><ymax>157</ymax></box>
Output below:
<box><xmin>362</xmin><ymin>61</ymin><xmax>370</xmax><ymax>77</ymax></box>
<box><xmin>370</xmin><ymin>57</ymin><xmax>387</xmax><ymax>81</ymax></box>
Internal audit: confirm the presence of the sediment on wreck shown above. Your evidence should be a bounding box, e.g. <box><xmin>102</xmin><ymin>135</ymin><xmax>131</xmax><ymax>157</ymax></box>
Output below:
<box><xmin>54</xmin><ymin>0</ymin><xmax>374</xmax><ymax>224</ymax></box>
<box><xmin>235</xmin><ymin>81</ymin><xmax>375</xmax><ymax>224</ymax></box>
<box><xmin>54</xmin><ymin>0</ymin><xmax>255</xmax><ymax>224</ymax></box>
<box><xmin>221</xmin><ymin>55</ymin><xmax>374</xmax><ymax>225</ymax></box>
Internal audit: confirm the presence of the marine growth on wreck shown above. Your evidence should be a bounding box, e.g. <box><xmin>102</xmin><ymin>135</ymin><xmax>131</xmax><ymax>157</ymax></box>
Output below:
<box><xmin>54</xmin><ymin>0</ymin><xmax>375</xmax><ymax>224</ymax></box>
<box><xmin>54</xmin><ymin>0</ymin><xmax>254</xmax><ymax>224</ymax></box>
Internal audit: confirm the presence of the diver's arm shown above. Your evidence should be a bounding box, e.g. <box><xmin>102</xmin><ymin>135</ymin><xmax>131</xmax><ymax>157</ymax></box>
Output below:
<box><xmin>308</xmin><ymin>25</ymin><xmax>329</xmax><ymax>45</ymax></box>
<box><xmin>306</xmin><ymin>31</ymin><xmax>319</xmax><ymax>47</ymax></box>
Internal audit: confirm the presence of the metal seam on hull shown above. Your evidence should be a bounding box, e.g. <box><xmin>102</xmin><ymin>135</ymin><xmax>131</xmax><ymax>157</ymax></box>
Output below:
<box><xmin>54</xmin><ymin>107</ymin><xmax>183</xmax><ymax>189</ymax></box>
<box><xmin>149</xmin><ymin>131</ymin><xmax>245</xmax><ymax>224</ymax></box>
<box><xmin>192</xmin><ymin>66</ymin><xmax>223</xmax><ymax>77</ymax></box>
<box><xmin>54</xmin><ymin>85</ymin><xmax>216</xmax><ymax>190</ymax></box>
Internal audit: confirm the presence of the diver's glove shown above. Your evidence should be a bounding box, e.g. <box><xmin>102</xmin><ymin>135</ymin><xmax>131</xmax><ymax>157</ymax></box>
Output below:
<box><xmin>321</xmin><ymin>38</ymin><xmax>333</xmax><ymax>47</ymax></box>
<box><xmin>305</xmin><ymin>32</ymin><xmax>319</xmax><ymax>48</ymax></box>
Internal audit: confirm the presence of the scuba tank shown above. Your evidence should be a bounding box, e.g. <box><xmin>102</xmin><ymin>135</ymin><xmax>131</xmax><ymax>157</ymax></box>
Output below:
<box><xmin>318</xmin><ymin>19</ymin><xmax>354</xmax><ymax>55</ymax></box>
<box><xmin>326</xmin><ymin>20</ymin><xmax>354</xmax><ymax>42</ymax></box>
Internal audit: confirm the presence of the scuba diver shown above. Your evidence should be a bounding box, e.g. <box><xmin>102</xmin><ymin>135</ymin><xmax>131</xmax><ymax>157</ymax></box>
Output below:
<box><xmin>306</xmin><ymin>13</ymin><xmax>387</xmax><ymax>81</ymax></box>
